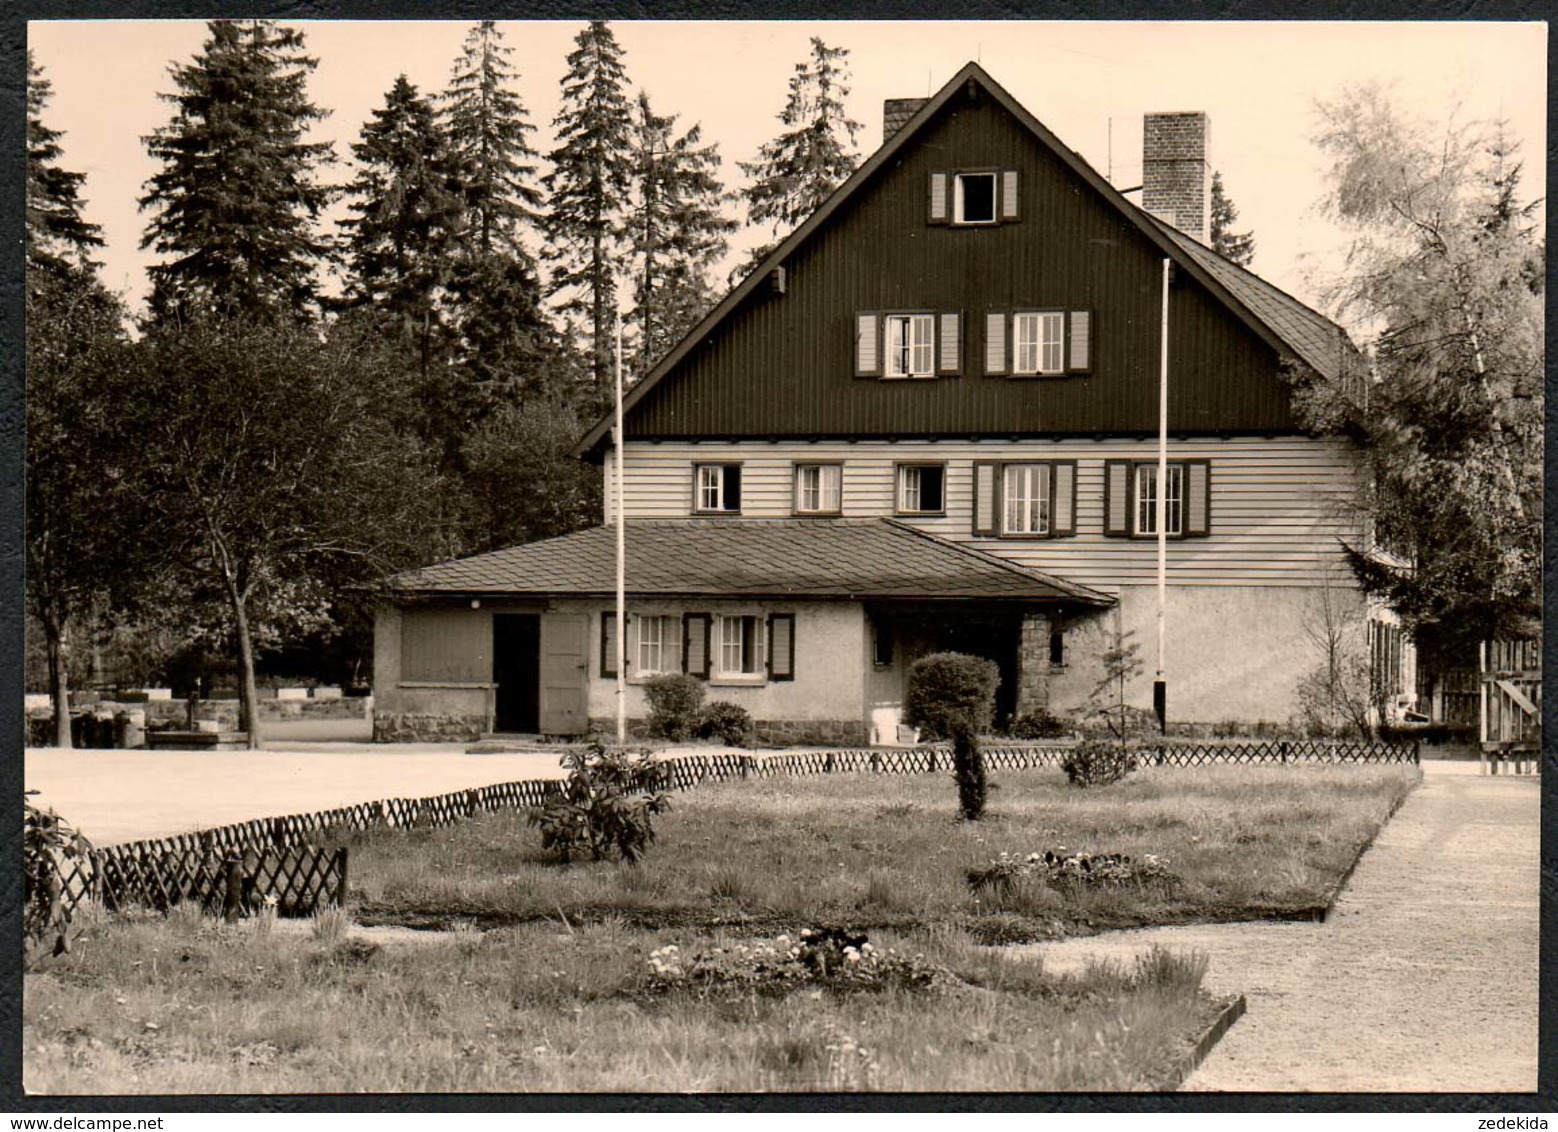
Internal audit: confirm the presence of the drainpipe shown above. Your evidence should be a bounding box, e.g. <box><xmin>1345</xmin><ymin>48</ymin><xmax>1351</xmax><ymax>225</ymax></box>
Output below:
<box><xmin>615</xmin><ymin>308</ymin><xmax>627</xmax><ymax>745</ymax></box>
<box><xmin>1155</xmin><ymin>257</ymin><xmax>1170</xmax><ymax>734</ymax></box>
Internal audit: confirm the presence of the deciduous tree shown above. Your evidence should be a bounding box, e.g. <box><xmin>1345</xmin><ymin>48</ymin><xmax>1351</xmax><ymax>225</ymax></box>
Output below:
<box><xmin>1298</xmin><ymin>84</ymin><xmax>1543</xmax><ymax>678</ymax></box>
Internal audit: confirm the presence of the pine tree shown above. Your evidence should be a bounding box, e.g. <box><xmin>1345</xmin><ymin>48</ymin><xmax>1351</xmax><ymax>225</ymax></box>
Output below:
<box><xmin>738</xmin><ymin>38</ymin><xmax>862</xmax><ymax>273</ymax></box>
<box><xmin>26</xmin><ymin>51</ymin><xmax>103</xmax><ymax>275</ymax></box>
<box><xmin>628</xmin><ymin>90</ymin><xmax>737</xmax><ymax>378</ymax></box>
<box><xmin>340</xmin><ymin>75</ymin><xmax>467</xmax><ymax>352</ymax></box>
<box><xmin>542</xmin><ymin>20</ymin><xmax>634</xmax><ymax>389</ymax></box>
<box><xmin>442</xmin><ymin>20</ymin><xmax>543</xmax><ymax>255</ymax></box>
<box><xmin>1209</xmin><ymin>171</ymin><xmax>1256</xmax><ymax>267</ymax></box>
<box><xmin>140</xmin><ymin>20</ymin><xmax>334</xmax><ymax>322</ymax></box>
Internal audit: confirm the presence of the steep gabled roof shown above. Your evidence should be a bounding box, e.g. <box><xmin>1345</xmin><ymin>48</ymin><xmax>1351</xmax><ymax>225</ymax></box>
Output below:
<box><xmin>576</xmin><ymin>61</ymin><xmax>1354</xmax><ymax>458</ymax></box>
<box><xmin>390</xmin><ymin>518</ymin><xmax>1114</xmax><ymax>605</ymax></box>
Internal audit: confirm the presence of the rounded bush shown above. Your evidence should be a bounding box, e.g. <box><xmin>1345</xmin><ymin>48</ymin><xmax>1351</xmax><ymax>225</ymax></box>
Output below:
<box><xmin>1008</xmin><ymin>708</ymin><xmax>1068</xmax><ymax>739</ymax></box>
<box><xmin>644</xmin><ymin>674</ymin><xmax>705</xmax><ymax>741</ymax></box>
<box><xmin>695</xmin><ymin>700</ymin><xmax>752</xmax><ymax>747</ymax></box>
<box><xmin>903</xmin><ymin>652</ymin><xmax>999</xmax><ymax>741</ymax></box>
<box><xmin>1062</xmin><ymin>739</ymin><xmax>1139</xmax><ymax>788</ymax></box>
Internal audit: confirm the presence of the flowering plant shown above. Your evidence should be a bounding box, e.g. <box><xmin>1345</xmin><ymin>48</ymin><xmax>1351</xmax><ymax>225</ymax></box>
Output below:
<box><xmin>646</xmin><ymin>927</ymin><xmax>948</xmax><ymax>995</ymax></box>
<box><xmin>966</xmin><ymin>848</ymin><xmax>1179</xmax><ymax>897</ymax></box>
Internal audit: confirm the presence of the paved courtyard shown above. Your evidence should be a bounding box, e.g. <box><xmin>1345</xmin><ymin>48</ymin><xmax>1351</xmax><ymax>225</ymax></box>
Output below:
<box><xmin>24</xmin><ymin>743</ymin><xmax>571</xmax><ymax>846</ymax></box>
<box><xmin>1017</xmin><ymin>760</ymin><xmax>1542</xmax><ymax>1092</ymax></box>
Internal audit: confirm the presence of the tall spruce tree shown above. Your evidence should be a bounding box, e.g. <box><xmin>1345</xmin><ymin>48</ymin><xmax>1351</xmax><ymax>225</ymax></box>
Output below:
<box><xmin>1297</xmin><ymin>84</ymin><xmax>1543</xmax><ymax>679</ymax></box>
<box><xmin>341</xmin><ymin>75</ymin><xmax>466</xmax><ymax>356</ymax></box>
<box><xmin>139</xmin><ymin>20</ymin><xmax>334</xmax><ymax>323</ymax></box>
<box><xmin>628</xmin><ymin>90</ymin><xmax>736</xmax><ymax>378</ymax></box>
<box><xmin>26</xmin><ymin>56</ymin><xmax>131</xmax><ymax>746</ymax></box>
<box><xmin>1209</xmin><ymin>171</ymin><xmax>1256</xmax><ymax>267</ymax></box>
<box><xmin>541</xmin><ymin>20</ymin><xmax>634</xmax><ymax>389</ymax></box>
<box><xmin>738</xmin><ymin>38</ymin><xmax>862</xmax><ymax>273</ymax></box>
<box><xmin>442</xmin><ymin>20</ymin><xmax>542</xmax><ymax>255</ymax></box>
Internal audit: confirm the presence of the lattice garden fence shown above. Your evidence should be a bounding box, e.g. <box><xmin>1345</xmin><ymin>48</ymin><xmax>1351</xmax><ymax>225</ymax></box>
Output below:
<box><xmin>31</xmin><ymin>738</ymin><xmax>1416</xmax><ymax>935</ymax></box>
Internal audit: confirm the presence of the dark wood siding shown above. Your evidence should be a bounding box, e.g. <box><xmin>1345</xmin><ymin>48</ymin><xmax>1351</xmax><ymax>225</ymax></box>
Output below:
<box><xmin>628</xmin><ymin>87</ymin><xmax>1298</xmax><ymax>439</ymax></box>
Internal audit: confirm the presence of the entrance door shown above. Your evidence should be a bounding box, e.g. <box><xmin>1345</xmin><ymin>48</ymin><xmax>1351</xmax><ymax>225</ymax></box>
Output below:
<box><xmin>539</xmin><ymin>613</ymin><xmax>589</xmax><ymax>735</ymax></box>
<box><xmin>492</xmin><ymin>614</ymin><xmax>541</xmax><ymax>733</ymax></box>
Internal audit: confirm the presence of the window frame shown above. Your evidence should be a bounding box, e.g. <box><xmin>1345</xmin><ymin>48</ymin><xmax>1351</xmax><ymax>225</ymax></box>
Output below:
<box><xmin>692</xmin><ymin>462</ymin><xmax>742</xmax><ymax>515</ymax></box>
<box><xmin>894</xmin><ymin>462</ymin><xmax>947</xmax><ymax>517</ymax></box>
<box><xmin>635</xmin><ymin>614</ymin><xmax>672</xmax><ymax>677</ymax></box>
<box><xmin>883</xmin><ymin>312</ymin><xmax>937</xmax><ymax>379</ymax></box>
<box><xmin>712</xmin><ymin>612</ymin><xmax>767</xmax><ymax>682</ymax></box>
<box><xmin>792</xmin><ymin>462</ymin><xmax>844</xmax><ymax>516</ymax></box>
<box><xmin>1012</xmin><ymin>310</ymin><xmax>1067</xmax><ymax>376</ymax></box>
<box><xmin>1000</xmin><ymin>462</ymin><xmax>1052</xmax><ymax>537</ymax></box>
<box><xmin>952</xmin><ymin>170</ymin><xmax>999</xmax><ymax>226</ymax></box>
<box><xmin>1133</xmin><ymin>461</ymin><xmax>1186</xmax><ymax>538</ymax></box>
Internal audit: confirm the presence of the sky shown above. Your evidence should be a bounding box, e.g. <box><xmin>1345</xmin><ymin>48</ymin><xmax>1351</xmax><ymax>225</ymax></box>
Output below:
<box><xmin>25</xmin><ymin>19</ymin><xmax>1548</xmax><ymax>330</ymax></box>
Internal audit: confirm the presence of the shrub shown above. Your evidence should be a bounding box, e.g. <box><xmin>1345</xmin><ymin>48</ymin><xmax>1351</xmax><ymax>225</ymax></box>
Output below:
<box><xmin>644</xmin><ymin>674</ymin><xmax>705</xmax><ymax>741</ymax></box>
<box><xmin>24</xmin><ymin>795</ymin><xmax>92</xmax><ymax>958</ymax></box>
<box><xmin>904</xmin><ymin>652</ymin><xmax>998</xmax><ymax>820</ymax></box>
<box><xmin>695</xmin><ymin>700</ymin><xmax>752</xmax><ymax>747</ymax></box>
<box><xmin>1008</xmin><ymin>708</ymin><xmax>1068</xmax><ymax>739</ymax></box>
<box><xmin>1062</xmin><ymin>739</ymin><xmax>1139</xmax><ymax>788</ymax></box>
<box><xmin>528</xmin><ymin>740</ymin><xmax>671</xmax><ymax>863</ymax></box>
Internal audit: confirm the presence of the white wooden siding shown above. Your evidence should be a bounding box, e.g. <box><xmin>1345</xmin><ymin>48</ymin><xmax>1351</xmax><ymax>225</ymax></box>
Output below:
<box><xmin>618</xmin><ymin>437</ymin><xmax>1361</xmax><ymax>588</ymax></box>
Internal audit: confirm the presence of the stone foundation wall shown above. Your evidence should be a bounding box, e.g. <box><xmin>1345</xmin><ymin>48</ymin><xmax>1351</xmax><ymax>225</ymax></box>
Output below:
<box><xmin>585</xmin><ymin>716</ymin><xmax>870</xmax><ymax>747</ymax></box>
<box><xmin>374</xmin><ymin>712</ymin><xmax>486</xmax><ymax>743</ymax></box>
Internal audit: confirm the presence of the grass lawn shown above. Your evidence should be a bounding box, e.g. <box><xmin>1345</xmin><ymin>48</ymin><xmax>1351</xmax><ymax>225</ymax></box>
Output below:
<box><xmin>24</xmin><ymin>762</ymin><xmax>1418</xmax><ymax>1093</ymax></box>
<box><xmin>348</xmin><ymin>763</ymin><xmax>1421</xmax><ymax>941</ymax></box>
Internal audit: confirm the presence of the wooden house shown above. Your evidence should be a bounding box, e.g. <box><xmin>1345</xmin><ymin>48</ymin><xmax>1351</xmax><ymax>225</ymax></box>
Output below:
<box><xmin>374</xmin><ymin>62</ymin><xmax>1394</xmax><ymax>744</ymax></box>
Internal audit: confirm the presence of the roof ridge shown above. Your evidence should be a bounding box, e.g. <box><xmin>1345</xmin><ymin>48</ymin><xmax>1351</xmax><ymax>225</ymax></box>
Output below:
<box><xmin>880</xmin><ymin>518</ymin><xmax>1115</xmax><ymax>605</ymax></box>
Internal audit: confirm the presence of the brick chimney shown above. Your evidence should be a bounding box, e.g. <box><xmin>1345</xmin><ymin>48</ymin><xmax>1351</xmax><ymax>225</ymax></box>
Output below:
<box><xmin>883</xmin><ymin>98</ymin><xmax>928</xmax><ymax>143</ymax></box>
<box><xmin>1142</xmin><ymin>111</ymin><xmax>1210</xmax><ymax>244</ymax></box>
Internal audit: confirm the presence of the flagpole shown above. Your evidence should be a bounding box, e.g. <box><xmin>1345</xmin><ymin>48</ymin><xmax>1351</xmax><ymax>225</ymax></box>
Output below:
<box><xmin>1155</xmin><ymin>257</ymin><xmax>1170</xmax><ymax>734</ymax></box>
<box><xmin>615</xmin><ymin>306</ymin><xmax>627</xmax><ymax>745</ymax></box>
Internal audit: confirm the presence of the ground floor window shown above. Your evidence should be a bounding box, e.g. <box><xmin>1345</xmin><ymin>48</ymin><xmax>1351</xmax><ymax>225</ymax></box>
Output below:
<box><xmin>637</xmin><ymin>615</ymin><xmax>673</xmax><ymax>675</ymax></box>
<box><xmin>716</xmin><ymin>614</ymin><xmax>766</xmax><ymax>677</ymax></box>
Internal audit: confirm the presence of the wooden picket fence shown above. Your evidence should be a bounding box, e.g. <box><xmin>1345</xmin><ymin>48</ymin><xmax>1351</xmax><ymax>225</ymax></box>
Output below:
<box><xmin>31</xmin><ymin>737</ymin><xmax>1415</xmax><ymax>935</ymax></box>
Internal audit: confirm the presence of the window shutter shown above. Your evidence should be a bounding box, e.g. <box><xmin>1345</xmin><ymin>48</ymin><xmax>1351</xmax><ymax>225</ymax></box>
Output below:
<box><xmin>1051</xmin><ymin>461</ymin><xmax>1077</xmax><ymax>537</ymax></box>
<box><xmin>724</xmin><ymin>465</ymin><xmax>742</xmax><ymax>512</ymax></box>
<box><xmin>1068</xmin><ymin>310</ymin><xmax>1092</xmax><ymax>373</ymax></box>
<box><xmin>1000</xmin><ymin>169</ymin><xmax>1020</xmax><ymax>221</ymax></box>
<box><xmin>928</xmin><ymin>172</ymin><xmax>949</xmax><ymax>224</ymax></box>
<box><xmin>984</xmin><ymin>312</ymin><xmax>1007</xmax><ymax>375</ymax></box>
<box><xmin>1185</xmin><ymin>460</ymin><xmax>1211</xmax><ymax>537</ymax></box>
<box><xmin>972</xmin><ymin>461</ymin><xmax>998</xmax><ymax>536</ymax></box>
<box><xmin>1103</xmin><ymin>460</ymin><xmax>1132</xmax><ymax>537</ymax></box>
<box><xmin>767</xmin><ymin>613</ymin><xmax>795</xmax><ymax>681</ymax></box>
<box><xmin>600</xmin><ymin>612</ymin><xmax>618</xmax><ymax>677</ymax></box>
<box><xmin>855</xmin><ymin>312</ymin><xmax>880</xmax><ymax>377</ymax></box>
<box><xmin>939</xmin><ymin>312</ymin><xmax>961</xmax><ymax>374</ymax></box>
<box><xmin>683</xmin><ymin>614</ymin><xmax>711</xmax><ymax>679</ymax></box>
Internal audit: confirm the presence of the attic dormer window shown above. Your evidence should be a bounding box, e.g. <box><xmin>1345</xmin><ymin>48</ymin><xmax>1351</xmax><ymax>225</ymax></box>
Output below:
<box><xmin>929</xmin><ymin>170</ymin><xmax>1020</xmax><ymax>225</ymax></box>
<box><xmin>954</xmin><ymin>173</ymin><xmax>997</xmax><ymax>224</ymax></box>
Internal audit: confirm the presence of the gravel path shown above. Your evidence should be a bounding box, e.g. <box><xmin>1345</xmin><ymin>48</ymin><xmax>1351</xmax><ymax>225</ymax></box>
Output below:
<box><xmin>1014</xmin><ymin>761</ymin><xmax>1540</xmax><ymax>1092</ymax></box>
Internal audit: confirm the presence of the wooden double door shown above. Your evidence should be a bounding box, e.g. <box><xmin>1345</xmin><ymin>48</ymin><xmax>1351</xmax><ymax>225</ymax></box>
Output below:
<box><xmin>492</xmin><ymin>613</ymin><xmax>588</xmax><ymax>735</ymax></box>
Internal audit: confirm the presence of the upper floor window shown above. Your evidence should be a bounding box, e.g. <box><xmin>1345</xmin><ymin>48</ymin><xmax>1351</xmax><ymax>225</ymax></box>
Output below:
<box><xmin>928</xmin><ymin>169</ymin><xmax>1020</xmax><ymax>225</ymax></box>
<box><xmin>885</xmin><ymin>313</ymin><xmax>936</xmax><ymax>377</ymax></box>
<box><xmin>1135</xmin><ymin>463</ymin><xmax>1184</xmax><ymax>537</ymax></box>
<box><xmin>1102</xmin><ymin>459</ymin><xmax>1211</xmax><ymax>539</ymax></box>
<box><xmin>986</xmin><ymin>310</ymin><xmax>1091</xmax><ymax>377</ymax></box>
<box><xmin>1013</xmin><ymin>311</ymin><xmax>1066</xmax><ymax>376</ymax></box>
<box><xmin>896</xmin><ymin>463</ymin><xmax>946</xmax><ymax>515</ymax></box>
<box><xmin>794</xmin><ymin>463</ymin><xmax>842</xmax><ymax>515</ymax></box>
<box><xmin>972</xmin><ymin>460</ymin><xmax>1076</xmax><ymax>539</ymax></box>
<box><xmin>694</xmin><ymin>463</ymin><xmax>741</xmax><ymax>513</ymax></box>
<box><xmin>954</xmin><ymin>172</ymin><xmax>997</xmax><ymax>224</ymax></box>
<box><xmin>1002</xmin><ymin>464</ymin><xmax>1051</xmax><ymax>535</ymax></box>
<box><xmin>856</xmin><ymin>311</ymin><xmax>961</xmax><ymax>379</ymax></box>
